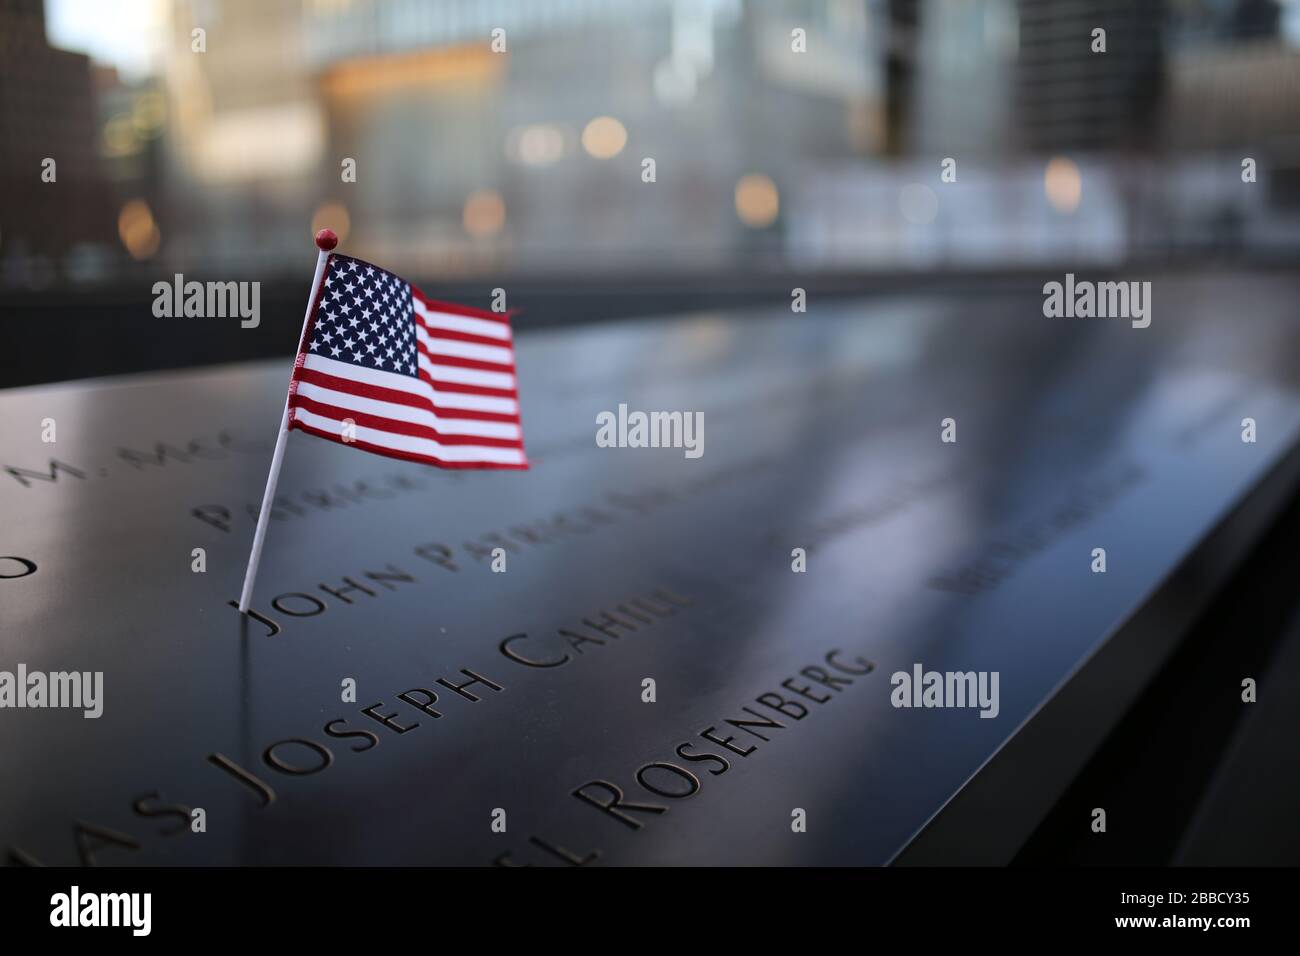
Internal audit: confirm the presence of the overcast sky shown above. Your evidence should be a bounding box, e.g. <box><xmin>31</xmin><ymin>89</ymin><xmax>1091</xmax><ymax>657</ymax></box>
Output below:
<box><xmin>46</xmin><ymin>0</ymin><xmax>166</xmax><ymax>80</ymax></box>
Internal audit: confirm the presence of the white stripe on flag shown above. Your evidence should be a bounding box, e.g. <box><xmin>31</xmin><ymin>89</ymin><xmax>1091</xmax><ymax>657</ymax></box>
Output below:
<box><xmin>414</xmin><ymin>301</ymin><xmax>512</xmax><ymax>341</ymax></box>
<box><xmin>303</xmin><ymin>353</ymin><xmax>520</xmax><ymax>415</ymax></box>
<box><xmin>295</xmin><ymin>382</ymin><xmax>522</xmax><ymax>442</ymax></box>
<box><xmin>424</xmin><ymin>389</ymin><xmax>518</xmax><ymax>416</ymax></box>
<box><xmin>416</xmin><ymin>327</ymin><xmax>515</xmax><ymax>366</ymax></box>
<box><xmin>418</xmin><ymin>354</ymin><xmax>516</xmax><ymax>390</ymax></box>
<box><xmin>303</xmin><ymin>353</ymin><xmax>425</xmax><ymax>396</ymax></box>
<box><xmin>293</xmin><ymin>408</ymin><xmax>528</xmax><ymax>465</ymax></box>
<box><xmin>294</xmin><ymin>381</ymin><xmax>522</xmax><ymax>440</ymax></box>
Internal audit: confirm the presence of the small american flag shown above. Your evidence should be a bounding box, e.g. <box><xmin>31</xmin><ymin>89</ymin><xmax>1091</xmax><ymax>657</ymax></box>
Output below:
<box><xmin>285</xmin><ymin>253</ymin><xmax>528</xmax><ymax>469</ymax></box>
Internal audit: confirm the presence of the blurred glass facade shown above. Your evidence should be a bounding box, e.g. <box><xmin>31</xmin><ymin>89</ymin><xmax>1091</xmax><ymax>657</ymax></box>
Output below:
<box><xmin>1</xmin><ymin>0</ymin><xmax>1298</xmax><ymax>289</ymax></box>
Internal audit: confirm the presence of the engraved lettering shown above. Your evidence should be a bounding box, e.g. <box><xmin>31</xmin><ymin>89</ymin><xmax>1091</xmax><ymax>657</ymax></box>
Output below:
<box><xmin>206</xmin><ymin>753</ymin><xmax>276</xmax><ymax>807</ymax></box>
<box><xmin>4</xmin><ymin>459</ymin><xmax>86</xmax><ymax>488</ymax></box>
<box><xmin>74</xmin><ymin>821</ymin><xmax>141</xmax><ymax>866</ymax></box>
<box><xmin>0</xmin><ymin>556</ymin><xmax>37</xmax><ymax>579</ymax></box>
<box><xmin>499</xmin><ymin>633</ymin><xmax>570</xmax><ymax>668</ymax></box>
<box><xmin>414</xmin><ymin>542</ymin><xmax>459</xmax><ymax>572</ymax></box>
<box><xmin>132</xmin><ymin>792</ymin><xmax>192</xmax><ymax>836</ymax></box>
<box><xmin>755</xmin><ymin>692</ymin><xmax>809</xmax><ymax>720</ymax></box>
<box><xmin>700</xmin><ymin>726</ymin><xmax>756</xmax><ymax>757</ymax></box>
<box><xmin>635</xmin><ymin>762</ymin><xmax>701</xmax><ymax>799</ymax></box>
<box><xmin>364</xmin><ymin>564</ymin><xmax>417</xmax><ymax>590</ymax></box>
<box><xmin>724</xmin><ymin>706</ymin><xmax>785</xmax><ymax>742</ymax></box>
<box><xmin>227</xmin><ymin>600</ymin><xmax>281</xmax><ymax>636</ymax></box>
<box><xmin>192</xmin><ymin>505</ymin><xmax>231</xmax><ymax>533</ymax></box>
<box><xmin>780</xmin><ymin>676</ymin><xmax>831</xmax><ymax>704</ymax></box>
<box><xmin>572</xmin><ymin>780</ymin><xmax>668</xmax><ymax>830</ymax></box>
<box><xmin>827</xmin><ymin>649</ymin><xmax>874</xmax><ymax>675</ymax></box>
<box><xmin>270</xmin><ymin>593</ymin><xmax>327</xmax><ymax>617</ymax></box>
<box><xmin>361</xmin><ymin>703</ymin><xmax>418</xmax><ymax>734</ymax></box>
<box><xmin>398</xmin><ymin>688</ymin><xmax>443</xmax><ymax>718</ymax></box>
<box><xmin>436</xmin><ymin>669</ymin><xmax>504</xmax><ymax>702</ymax></box>
<box><xmin>323</xmin><ymin>718</ymin><xmax>379</xmax><ymax>752</ymax></box>
<box><xmin>263</xmin><ymin>738</ymin><xmax>334</xmax><ymax>775</ymax></box>
<box><xmin>674</xmin><ymin>742</ymin><xmax>730</xmax><ymax>776</ymax></box>
<box><xmin>582</xmin><ymin>609</ymin><xmax>639</xmax><ymax>640</ymax></box>
<box><xmin>800</xmin><ymin>665</ymin><xmax>853</xmax><ymax>693</ymax></box>
<box><xmin>528</xmin><ymin>836</ymin><xmax>600</xmax><ymax>865</ymax></box>
<box><xmin>117</xmin><ymin>443</ymin><xmax>195</xmax><ymax>470</ymax></box>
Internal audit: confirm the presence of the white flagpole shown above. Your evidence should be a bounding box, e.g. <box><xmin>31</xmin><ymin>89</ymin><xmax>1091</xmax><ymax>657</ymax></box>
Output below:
<box><xmin>237</xmin><ymin>229</ymin><xmax>338</xmax><ymax>613</ymax></box>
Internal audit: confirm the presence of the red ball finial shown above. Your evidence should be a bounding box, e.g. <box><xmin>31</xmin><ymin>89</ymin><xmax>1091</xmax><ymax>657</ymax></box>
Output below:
<box><xmin>315</xmin><ymin>228</ymin><xmax>338</xmax><ymax>251</ymax></box>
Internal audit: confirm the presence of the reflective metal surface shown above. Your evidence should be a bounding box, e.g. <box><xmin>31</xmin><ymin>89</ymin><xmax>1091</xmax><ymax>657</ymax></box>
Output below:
<box><xmin>2</xmin><ymin>273</ymin><xmax>1300</xmax><ymax>865</ymax></box>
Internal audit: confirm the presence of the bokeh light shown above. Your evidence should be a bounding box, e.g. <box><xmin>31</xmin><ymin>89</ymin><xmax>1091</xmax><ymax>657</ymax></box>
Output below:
<box><xmin>1045</xmin><ymin>156</ymin><xmax>1082</xmax><ymax>213</ymax></box>
<box><xmin>734</xmin><ymin>174</ymin><xmax>780</xmax><ymax>229</ymax></box>
<box><xmin>899</xmin><ymin>183</ymin><xmax>938</xmax><ymax>225</ymax></box>
<box><xmin>117</xmin><ymin>198</ymin><xmax>160</xmax><ymax>259</ymax></box>
<box><xmin>311</xmin><ymin>201</ymin><xmax>351</xmax><ymax>244</ymax></box>
<box><xmin>463</xmin><ymin>189</ymin><xmax>506</xmax><ymax>238</ymax></box>
<box><xmin>581</xmin><ymin>116</ymin><xmax>627</xmax><ymax>159</ymax></box>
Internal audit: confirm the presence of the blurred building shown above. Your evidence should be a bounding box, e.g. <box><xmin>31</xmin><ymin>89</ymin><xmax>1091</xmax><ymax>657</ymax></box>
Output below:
<box><xmin>5</xmin><ymin>0</ymin><xmax>1299</xmax><ymax>289</ymax></box>
<box><xmin>155</xmin><ymin>0</ymin><xmax>880</xmax><ymax>277</ymax></box>
<box><xmin>1014</xmin><ymin>0</ymin><xmax>1165</xmax><ymax>153</ymax></box>
<box><xmin>0</xmin><ymin>0</ymin><xmax>107</xmax><ymax>283</ymax></box>
<box><xmin>160</xmin><ymin>0</ymin><xmax>325</xmax><ymax>271</ymax></box>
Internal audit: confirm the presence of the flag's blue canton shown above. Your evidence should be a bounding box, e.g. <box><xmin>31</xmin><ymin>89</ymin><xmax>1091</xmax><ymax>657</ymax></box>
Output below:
<box><xmin>308</xmin><ymin>254</ymin><xmax>418</xmax><ymax>378</ymax></box>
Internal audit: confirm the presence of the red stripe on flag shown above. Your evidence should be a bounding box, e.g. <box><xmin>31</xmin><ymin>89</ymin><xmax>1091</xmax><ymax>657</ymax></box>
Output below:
<box><xmin>417</xmin><ymin>370</ymin><xmax>518</xmax><ymax>399</ymax></box>
<box><xmin>416</xmin><ymin>340</ymin><xmax>516</xmax><ymax>373</ymax></box>
<box><xmin>295</xmin><ymin>367</ymin><xmax>520</xmax><ymax>423</ymax></box>
<box><xmin>295</xmin><ymin>369</ymin><xmax>517</xmax><ymax>421</ymax></box>
<box><xmin>411</xmin><ymin>288</ymin><xmax>514</xmax><ymax>323</ymax></box>
<box><xmin>288</xmin><ymin>395</ymin><xmax>524</xmax><ymax>447</ymax></box>
<box><xmin>413</xmin><ymin>323</ymin><xmax>514</xmax><ymax>349</ymax></box>
<box><xmin>282</xmin><ymin>255</ymin><xmax>528</xmax><ymax>470</ymax></box>
<box><xmin>296</xmin><ymin>367</ymin><xmax>426</xmax><ymax>409</ymax></box>
<box><xmin>289</xmin><ymin>419</ymin><xmax>529</xmax><ymax>470</ymax></box>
